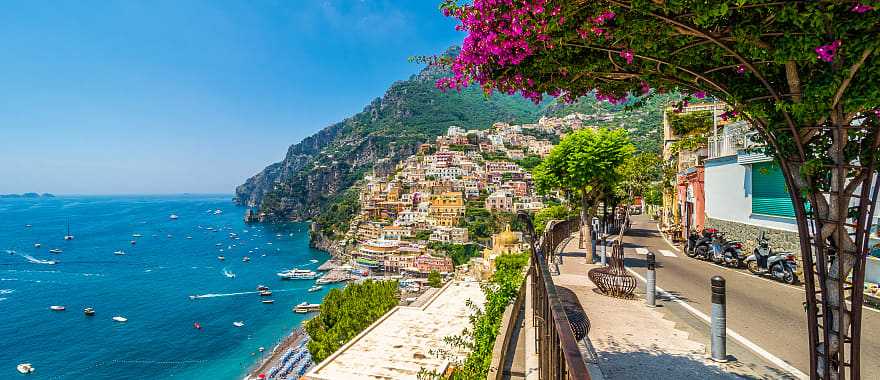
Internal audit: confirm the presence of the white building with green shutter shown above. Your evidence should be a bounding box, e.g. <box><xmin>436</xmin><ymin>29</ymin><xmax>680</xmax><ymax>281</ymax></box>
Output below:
<box><xmin>702</xmin><ymin>122</ymin><xmax>801</xmax><ymax>254</ymax></box>
<box><xmin>703</xmin><ymin>122</ymin><xmax>880</xmax><ymax>286</ymax></box>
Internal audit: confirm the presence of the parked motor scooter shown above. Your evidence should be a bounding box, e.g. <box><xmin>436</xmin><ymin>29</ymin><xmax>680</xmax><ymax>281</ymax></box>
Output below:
<box><xmin>716</xmin><ymin>234</ymin><xmax>745</xmax><ymax>268</ymax></box>
<box><xmin>686</xmin><ymin>228</ymin><xmax>716</xmax><ymax>259</ymax></box>
<box><xmin>745</xmin><ymin>231</ymin><xmax>799</xmax><ymax>284</ymax></box>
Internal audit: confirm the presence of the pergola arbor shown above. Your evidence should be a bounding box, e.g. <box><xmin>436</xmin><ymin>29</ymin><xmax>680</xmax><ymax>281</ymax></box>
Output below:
<box><xmin>436</xmin><ymin>1</ymin><xmax>880</xmax><ymax>379</ymax></box>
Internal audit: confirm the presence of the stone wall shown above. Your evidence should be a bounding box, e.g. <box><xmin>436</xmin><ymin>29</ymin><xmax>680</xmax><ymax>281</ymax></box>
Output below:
<box><xmin>704</xmin><ymin>217</ymin><xmax>802</xmax><ymax>273</ymax></box>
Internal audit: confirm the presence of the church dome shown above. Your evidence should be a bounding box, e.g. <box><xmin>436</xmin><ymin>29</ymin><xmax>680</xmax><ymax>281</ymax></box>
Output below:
<box><xmin>497</xmin><ymin>226</ymin><xmax>518</xmax><ymax>246</ymax></box>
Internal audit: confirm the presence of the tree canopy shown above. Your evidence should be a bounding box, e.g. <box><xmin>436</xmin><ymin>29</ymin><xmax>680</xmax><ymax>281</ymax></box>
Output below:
<box><xmin>534</xmin><ymin>127</ymin><xmax>634</xmax><ymax>200</ymax></box>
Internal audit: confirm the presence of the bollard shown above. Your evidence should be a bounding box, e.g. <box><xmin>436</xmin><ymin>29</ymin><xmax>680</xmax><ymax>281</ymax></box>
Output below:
<box><xmin>600</xmin><ymin>235</ymin><xmax>607</xmax><ymax>266</ymax></box>
<box><xmin>710</xmin><ymin>276</ymin><xmax>727</xmax><ymax>362</ymax></box>
<box><xmin>646</xmin><ymin>252</ymin><xmax>656</xmax><ymax>307</ymax></box>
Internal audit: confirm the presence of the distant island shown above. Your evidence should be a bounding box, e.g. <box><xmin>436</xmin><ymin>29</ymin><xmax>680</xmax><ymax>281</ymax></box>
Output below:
<box><xmin>0</xmin><ymin>192</ymin><xmax>55</xmax><ymax>198</ymax></box>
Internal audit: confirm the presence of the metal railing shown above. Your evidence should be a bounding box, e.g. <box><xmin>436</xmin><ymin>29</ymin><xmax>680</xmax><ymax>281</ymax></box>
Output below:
<box><xmin>707</xmin><ymin>122</ymin><xmax>755</xmax><ymax>159</ymax></box>
<box><xmin>518</xmin><ymin>212</ymin><xmax>590</xmax><ymax>380</ymax></box>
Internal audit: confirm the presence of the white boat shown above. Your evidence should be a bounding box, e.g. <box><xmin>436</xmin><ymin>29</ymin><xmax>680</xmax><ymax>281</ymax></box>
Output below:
<box><xmin>218</xmin><ymin>256</ymin><xmax>225</xmax><ymax>261</ymax></box>
<box><xmin>16</xmin><ymin>363</ymin><xmax>34</xmax><ymax>374</ymax></box>
<box><xmin>213</xmin><ymin>209</ymin><xmax>223</xmax><ymax>215</ymax></box>
<box><xmin>34</xmin><ymin>243</ymin><xmax>41</xmax><ymax>248</ymax></box>
<box><xmin>114</xmin><ymin>250</ymin><xmax>126</xmax><ymax>256</ymax></box>
<box><xmin>112</xmin><ymin>316</ymin><xmax>128</xmax><ymax>323</ymax></box>
<box><xmin>293</xmin><ymin>302</ymin><xmax>321</xmax><ymax>314</ymax></box>
<box><xmin>84</xmin><ymin>307</ymin><xmax>96</xmax><ymax>316</ymax></box>
<box><xmin>64</xmin><ymin>222</ymin><xmax>74</xmax><ymax>240</ymax></box>
<box><xmin>169</xmin><ymin>214</ymin><xmax>179</xmax><ymax>220</ymax></box>
<box><xmin>309</xmin><ymin>259</ymin><xmax>319</xmax><ymax>263</ymax></box>
<box><xmin>186</xmin><ymin>236</ymin><xmax>193</xmax><ymax>239</ymax></box>
<box><xmin>25</xmin><ymin>224</ymin><xmax>32</xmax><ymax>228</ymax></box>
<box><xmin>49</xmin><ymin>248</ymin><xmax>62</xmax><ymax>254</ymax></box>
<box><xmin>130</xmin><ymin>240</ymin><xmax>137</xmax><ymax>245</ymax></box>
<box><xmin>277</xmin><ymin>269</ymin><xmax>318</xmax><ymax>280</ymax></box>
<box><xmin>233</xmin><ymin>321</ymin><xmax>245</xmax><ymax>327</ymax></box>
<box><xmin>242</xmin><ymin>256</ymin><xmax>250</xmax><ymax>262</ymax></box>
<box><xmin>132</xmin><ymin>234</ymin><xmax>143</xmax><ymax>238</ymax></box>
<box><xmin>308</xmin><ymin>285</ymin><xmax>323</xmax><ymax>292</ymax></box>
<box><xmin>49</xmin><ymin>305</ymin><xmax>66</xmax><ymax>311</ymax></box>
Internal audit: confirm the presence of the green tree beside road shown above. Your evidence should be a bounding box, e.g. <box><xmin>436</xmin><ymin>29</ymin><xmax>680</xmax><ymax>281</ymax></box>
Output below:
<box><xmin>533</xmin><ymin>128</ymin><xmax>633</xmax><ymax>260</ymax></box>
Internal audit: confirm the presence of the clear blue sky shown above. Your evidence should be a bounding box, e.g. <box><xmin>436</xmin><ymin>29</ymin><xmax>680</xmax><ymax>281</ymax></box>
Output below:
<box><xmin>0</xmin><ymin>1</ymin><xmax>461</xmax><ymax>195</ymax></box>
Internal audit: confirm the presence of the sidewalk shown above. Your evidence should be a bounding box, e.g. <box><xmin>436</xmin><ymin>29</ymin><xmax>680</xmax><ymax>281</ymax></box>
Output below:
<box><xmin>553</xmin><ymin>231</ymin><xmax>796</xmax><ymax>379</ymax></box>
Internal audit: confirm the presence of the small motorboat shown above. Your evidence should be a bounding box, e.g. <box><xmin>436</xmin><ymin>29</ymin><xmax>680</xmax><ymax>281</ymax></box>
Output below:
<box><xmin>309</xmin><ymin>259</ymin><xmax>319</xmax><ymax>263</ymax></box>
<box><xmin>34</xmin><ymin>243</ymin><xmax>41</xmax><ymax>248</ymax></box>
<box><xmin>186</xmin><ymin>236</ymin><xmax>193</xmax><ymax>239</ymax></box>
<box><xmin>193</xmin><ymin>322</ymin><xmax>202</xmax><ymax>330</ymax></box>
<box><xmin>130</xmin><ymin>240</ymin><xmax>137</xmax><ymax>245</ymax></box>
<box><xmin>49</xmin><ymin>248</ymin><xmax>62</xmax><ymax>254</ymax></box>
<box><xmin>259</xmin><ymin>290</ymin><xmax>272</xmax><ymax>297</ymax></box>
<box><xmin>114</xmin><ymin>250</ymin><xmax>126</xmax><ymax>256</ymax></box>
<box><xmin>213</xmin><ymin>209</ymin><xmax>223</xmax><ymax>215</ymax></box>
<box><xmin>261</xmin><ymin>300</ymin><xmax>274</xmax><ymax>304</ymax></box>
<box><xmin>215</xmin><ymin>243</ymin><xmax>222</xmax><ymax>247</ymax></box>
<box><xmin>112</xmin><ymin>316</ymin><xmax>128</xmax><ymax>323</ymax></box>
<box><xmin>218</xmin><ymin>256</ymin><xmax>225</xmax><ymax>261</ymax></box>
<box><xmin>242</xmin><ymin>256</ymin><xmax>250</xmax><ymax>262</ymax></box>
<box><xmin>256</xmin><ymin>285</ymin><xmax>269</xmax><ymax>291</ymax></box>
<box><xmin>167</xmin><ymin>234</ymin><xmax>173</xmax><ymax>239</ymax></box>
<box><xmin>132</xmin><ymin>234</ymin><xmax>143</xmax><ymax>238</ymax></box>
<box><xmin>25</xmin><ymin>224</ymin><xmax>33</xmax><ymax>228</ymax></box>
<box><xmin>83</xmin><ymin>307</ymin><xmax>96</xmax><ymax>316</ymax></box>
<box><xmin>308</xmin><ymin>285</ymin><xmax>323</xmax><ymax>292</ymax></box>
<box><xmin>16</xmin><ymin>363</ymin><xmax>34</xmax><ymax>374</ymax></box>
<box><xmin>169</xmin><ymin>214</ymin><xmax>179</xmax><ymax>220</ymax></box>
<box><xmin>233</xmin><ymin>321</ymin><xmax>245</xmax><ymax>327</ymax></box>
<box><xmin>49</xmin><ymin>305</ymin><xmax>66</xmax><ymax>311</ymax></box>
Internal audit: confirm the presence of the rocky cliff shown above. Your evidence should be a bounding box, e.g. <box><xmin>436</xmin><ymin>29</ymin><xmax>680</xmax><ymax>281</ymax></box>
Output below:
<box><xmin>235</xmin><ymin>58</ymin><xmax>544</xmax><ymax>222</ymax></box>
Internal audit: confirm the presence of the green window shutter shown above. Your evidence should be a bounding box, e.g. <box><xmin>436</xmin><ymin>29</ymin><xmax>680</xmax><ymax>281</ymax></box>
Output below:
<box><xmin>751</xmin><ymin>162</ymin><xmax>796</xmax><ymax>218</ymax></box>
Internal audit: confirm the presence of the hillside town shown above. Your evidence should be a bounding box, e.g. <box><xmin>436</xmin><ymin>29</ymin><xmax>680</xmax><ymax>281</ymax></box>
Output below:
<box><xmin>333</xmin><ymin>116</ymin><xmax>581</xmax><ymax>280</ymax></box>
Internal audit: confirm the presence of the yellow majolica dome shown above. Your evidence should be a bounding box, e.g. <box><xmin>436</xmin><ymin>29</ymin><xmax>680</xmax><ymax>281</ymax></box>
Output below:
<box><xmin>497</xmin><ymin>226</ymin><xmax>518</xmax><ymax>246</ymax></box>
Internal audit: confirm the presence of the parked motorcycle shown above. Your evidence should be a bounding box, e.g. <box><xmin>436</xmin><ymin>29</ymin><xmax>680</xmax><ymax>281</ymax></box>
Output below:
<box><xmin>705</xmin><ymin>232</ymin><xmax>744</xmax><ymax>267</ymax></box>
<box><xmin>686</xmin><ymin>228</ymin><xmax>716</xmax><ymax>259</ymax></box>
<box><xmin>745</xmin><ymin>231</ymin><xmax>799</xmax><ymax>284</ymax></box>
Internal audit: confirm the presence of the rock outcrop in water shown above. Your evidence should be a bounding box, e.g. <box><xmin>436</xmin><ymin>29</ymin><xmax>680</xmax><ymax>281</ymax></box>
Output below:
<box><xmin>235</xmin><ymin>49</ymin><xmax>545</xmax><ymax>222</ymax></box>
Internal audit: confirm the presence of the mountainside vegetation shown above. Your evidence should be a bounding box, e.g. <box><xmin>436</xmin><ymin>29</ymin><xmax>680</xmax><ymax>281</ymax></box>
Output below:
<box><xmin>236</xmin><ymin>49</ymin><xmax>672</xmax><ymax>239</ymax></box>
<box><xmin>235</xmin><ymin>48</ymin><xmax>545</xmax><ymax>223</ymax></box>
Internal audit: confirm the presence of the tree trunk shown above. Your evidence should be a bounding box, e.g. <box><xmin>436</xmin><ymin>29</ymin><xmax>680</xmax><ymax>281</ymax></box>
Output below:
<box><xmin>581</xmin><ymin>192</ymin><xmax>596</xmax><ymax>263</ymax></box>
<box><xmin>782</xmin><ymin>116</ymin><xmax>879</xmax><ymax>380</ymax></box>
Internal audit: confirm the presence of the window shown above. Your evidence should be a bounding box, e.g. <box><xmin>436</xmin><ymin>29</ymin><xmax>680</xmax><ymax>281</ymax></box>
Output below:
<box><xmin>751</xmin><ymin>162</ymin><xmax>797</xmax><ymax>218</ymax></box>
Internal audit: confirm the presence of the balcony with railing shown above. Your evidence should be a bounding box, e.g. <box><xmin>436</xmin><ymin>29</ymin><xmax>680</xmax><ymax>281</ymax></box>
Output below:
<box><xmin>707</xmin><ymin>121</ymin><xmax>757</xmax><ymax>159</ymax></box>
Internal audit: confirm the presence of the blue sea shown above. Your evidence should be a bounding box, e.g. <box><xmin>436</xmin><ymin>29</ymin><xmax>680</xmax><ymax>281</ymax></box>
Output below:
<box><xmin>0</xmin><ymin>195</ymin><xmax>332</xmax><ymax>379</ymax></box>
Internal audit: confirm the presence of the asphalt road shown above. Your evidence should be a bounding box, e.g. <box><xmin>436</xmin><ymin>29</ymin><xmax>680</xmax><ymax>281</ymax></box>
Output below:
<box><xmin>620</xmin><ymin>214</ymin><xmax>880</xmax><ymax>378</ymax></box>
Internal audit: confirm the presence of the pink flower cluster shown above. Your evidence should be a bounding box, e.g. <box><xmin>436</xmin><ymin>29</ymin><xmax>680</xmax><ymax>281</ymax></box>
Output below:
<box><xmin>595</xmin><ymin>90</ymin><xmax>627</xmax><ymax>105</ymax></box>
<box><xmin>720</xmin><ymin>110</ymin><xmax>739</xmax><ymax>121</ymax></box>
<box><xmin>437</xmin><ymin>2</ymin><xmax>628</xmax><ymax>104</ymax></box>
<box><xmin>578</xmin><ymin>9</ymin><xmax>614</xmax><ymax>39</ymax></box>
<box><xmin>619</xmin><ymin>49</ymin><xmax>634</xmax><ymax>64</ymax></box>
<box><xmin>852</xmin><ymin>3</ymin><xmax>874</xmax><ymax>13</ymax></box>
<box><xmin>815</xmin><ymin>40</ymin><xmax>842</xmax><ymax>63</ymax></box>
<box><xmin>736</xmin><ymin>65</ymin><xmax>746</xmax><ymax>75</ymax></box>
<box><xmin>435</xmin><ymin>0</ymin><xmax>559</xmax><ymax>102</ymax></box>
<box><xmin>692</xmin><ymin>91</ymin><xmax>706</xmax><ymax>99</ymax></box>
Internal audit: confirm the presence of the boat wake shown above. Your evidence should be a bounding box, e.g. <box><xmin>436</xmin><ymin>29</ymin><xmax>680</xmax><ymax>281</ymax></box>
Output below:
<box><xmin>222</xmin><ymin>268</ymin><xmax>235</xmax><ymax>278</ymax></box>
<box><xmin>22</xmin><ymin>254</ymin><xmax>57</xmax><ymax>265</ymax></box>
<box><xmin>189</xmin><ymin>288</ymin><xmax>295</xmax><ymax>300</ymax></box>
<box><xmin>0</xmin><ymin>289</ymin><xmax>14</xmax><ymax>295</ymax></box>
